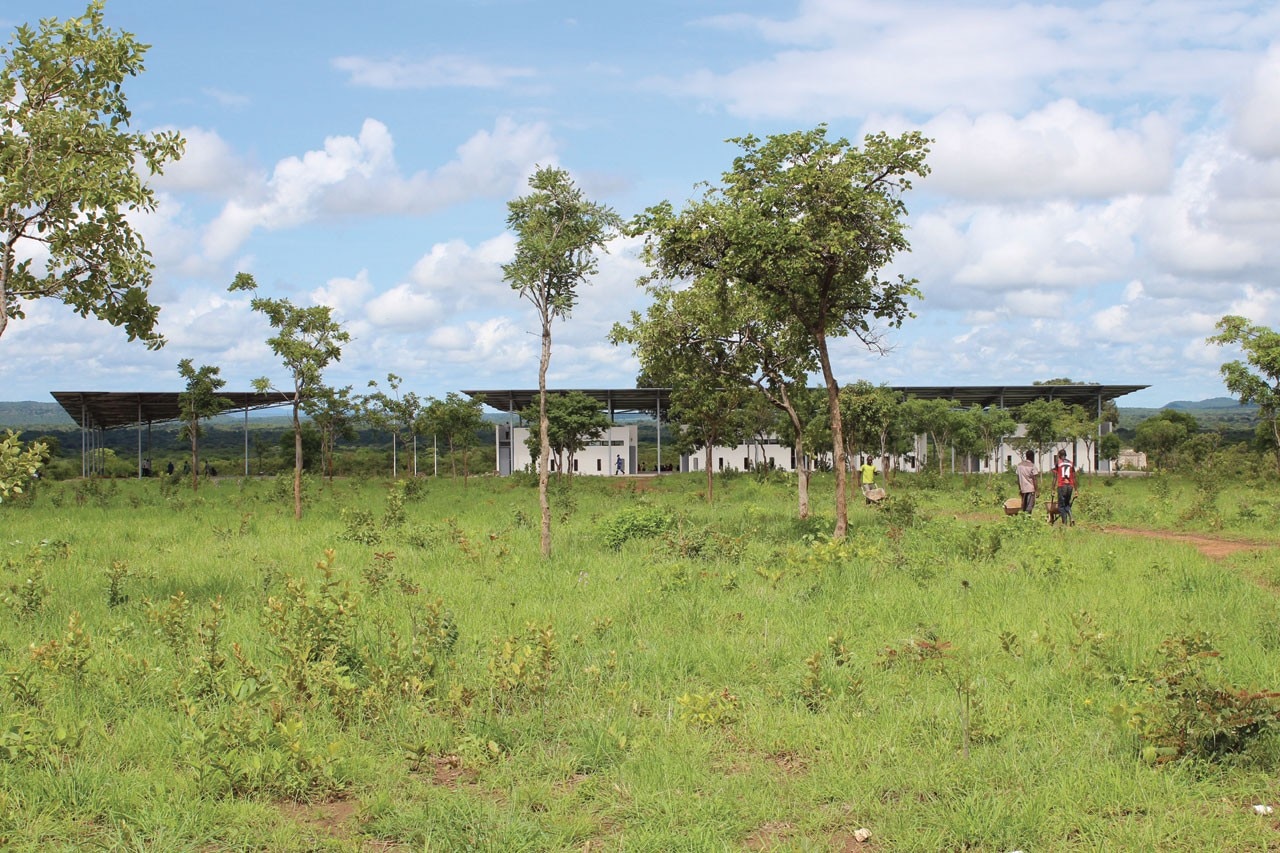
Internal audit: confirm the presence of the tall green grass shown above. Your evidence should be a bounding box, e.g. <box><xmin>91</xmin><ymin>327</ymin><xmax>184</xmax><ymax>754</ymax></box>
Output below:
<box><xmin>0</xmin><ymin>470</ymin><xmax>1277</xmax><ymax>850</ymax></box>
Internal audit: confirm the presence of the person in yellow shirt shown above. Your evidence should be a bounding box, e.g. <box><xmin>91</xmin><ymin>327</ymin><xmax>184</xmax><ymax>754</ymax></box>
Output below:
<box><xmin>859</xmin><ymin>456</ymin><xmax>877</xmax><ymax>494</ymax></box>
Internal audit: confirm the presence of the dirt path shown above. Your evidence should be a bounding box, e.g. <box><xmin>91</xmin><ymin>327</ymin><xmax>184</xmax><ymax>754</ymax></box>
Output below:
<box><xmin>1097</xmin><ymin>526</ymin><xmax>1272</xmax><ymax>561</ymax></box>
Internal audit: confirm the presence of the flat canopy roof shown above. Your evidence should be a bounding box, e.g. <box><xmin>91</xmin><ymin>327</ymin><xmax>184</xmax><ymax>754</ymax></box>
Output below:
<box><xmin>464</xmin><ymin>384</ymin><xmax>1150</xmax><ymax>415</ymax></box>
<box><xmin>50</xmin><ymin>391</ymin><xmax>296</xmax><ymax>430</ymax></box>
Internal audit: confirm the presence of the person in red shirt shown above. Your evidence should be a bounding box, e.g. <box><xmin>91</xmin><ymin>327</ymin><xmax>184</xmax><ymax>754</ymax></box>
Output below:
<box><xmin>1053</xmin><ymin>448</ymin><xmax>1077</xmax><ymax>526</ymax></box>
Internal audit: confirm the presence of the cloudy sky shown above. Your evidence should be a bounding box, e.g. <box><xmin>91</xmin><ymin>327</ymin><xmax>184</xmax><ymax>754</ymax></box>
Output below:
<box><xmin>3</xmin><ymin>0</ymin><xmax>1279</xmax><ymax>409</ymax></box>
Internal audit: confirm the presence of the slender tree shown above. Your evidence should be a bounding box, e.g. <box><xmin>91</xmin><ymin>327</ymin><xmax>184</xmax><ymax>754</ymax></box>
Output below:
<box><xmin>364</xmin><ymin>373</ymin><xmax>423</xmax><ymax>478</ymax></box>
<box><xmin>422</xmin><ymin>392</ymin><xmax>486</xmax><ymax>480</ymax></box>
<box><xmin>669</xmin><ymin>384</ymin><xmax>753</xmax><ymax>502</ymax></box>
<box><xmin>634</xmin><ymin>126</ymin><xmax>929</xmax><ymax>538</ymax></box>
<box><xmin>0</xmin><ymin>2</ymin><xmax>183</xmax><ymax>345</ymax></box>
<box><xmin>519</xmin><ymin>391</ymin><xmax>610</xmax><ymax>480</ymax></box>
<box><xmin>176</xmin><ymin>359</ymin><xmax>231</xmax><ymax>492</ymax></box>
<box><xmin>967</xmin><ymin>405</ymin><xmax>1017</xmax><ymax>477</ymax></box>
<box><xmin>229</xmin><ymin>273</ymin><xmax>349</xmax><ymax>520</ymax></box>
<box><xmin>503</xmin><ymin>166</ymin><xmax>620</xmax><ymax>557</ymax></box>
<box><xmin>1208</xmin><ymin>316</ymin><xmax>1280</xmax><ymax>474</ymax></box>
<box><xmin>902</xmin><ymin>397</ymin><xmax>963</xmax><ymax>474</ymax></box>
<box><xmin>306</xmin><ymin>384</ymin><xmax>358</xmax><ymax>483</ymax></box>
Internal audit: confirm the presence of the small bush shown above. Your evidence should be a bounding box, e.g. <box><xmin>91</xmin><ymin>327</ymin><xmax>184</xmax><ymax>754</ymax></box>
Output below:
<box><xmin>601</xmin><ymin>505</ymin><xmax>675</xmax><ymax>550</ymax></box>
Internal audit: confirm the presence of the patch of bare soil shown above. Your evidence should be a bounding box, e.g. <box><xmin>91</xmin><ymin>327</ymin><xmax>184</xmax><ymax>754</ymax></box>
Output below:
<box><xmin>278</xmin><ymin>798</ymin><xmax>415</xmax><ymax>851</ymax></box>
<box><xmin>1100</xmin><ymin>526</ymin><xmax>1270</xmax><ymax>561</ymax></box>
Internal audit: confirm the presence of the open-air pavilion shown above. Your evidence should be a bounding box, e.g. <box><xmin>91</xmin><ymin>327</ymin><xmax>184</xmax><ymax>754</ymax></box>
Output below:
<box><xmin>463</xmin><ymin>384</ymin><xmax>1150</xmax><ymax>476</ymax></box>
<box><xmin>49</xmin><ymin>390</ymin><xmax>296</xmax><ymax>478</ymax></box>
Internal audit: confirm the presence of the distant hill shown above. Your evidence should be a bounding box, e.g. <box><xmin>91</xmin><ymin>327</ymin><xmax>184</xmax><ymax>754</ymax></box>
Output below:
<box><xmin>1165</xmin><ymin>397</ymin><xmax>1253</xmax><ymax>411</ymax></box>
<box><xmin>0</xmin><ymin>401</ymin><xmax>75</xmax><ymax>427</ymax></box>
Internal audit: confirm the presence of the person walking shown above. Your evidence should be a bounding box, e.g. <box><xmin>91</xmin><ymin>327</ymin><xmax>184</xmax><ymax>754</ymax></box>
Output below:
<box><xmin>859</xmin><ymin>456</ymin><xmax>877</xmax><ymax>494</ymax></box>
<box><xmin>1053</xmin><ymin>448</ymin><xmax>1077</xmax><ymax>526</ymax></box>
<box><xmin>1015</xmin><ymin>450</ymin><xmax>1038</xmax><ymax>514</ymax></box>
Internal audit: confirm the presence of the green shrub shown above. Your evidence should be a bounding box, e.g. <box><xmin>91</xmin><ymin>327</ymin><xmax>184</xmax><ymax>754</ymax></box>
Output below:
<box><xmin>600</xmin><ymin>505</ymin><xmax>675</xmax><ymax>550</ymax></box>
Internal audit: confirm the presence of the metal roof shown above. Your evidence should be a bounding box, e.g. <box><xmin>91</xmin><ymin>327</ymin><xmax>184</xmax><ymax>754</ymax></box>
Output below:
<box><xmin>50</xmin><ymin>391</ymin><xmax>297</xmax><ymax>430</ymax></box>
<box><xmin>464</xmin><ymin>384</ymin><xmax>1149</xmax><ymax>415</ymax></box>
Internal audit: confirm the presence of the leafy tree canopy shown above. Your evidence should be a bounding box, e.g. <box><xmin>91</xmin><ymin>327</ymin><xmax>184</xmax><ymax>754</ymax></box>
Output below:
<box><xmin>0</xmin><ymin>2</ymin><xmax>183</xmax><ymax>346</ymax></box>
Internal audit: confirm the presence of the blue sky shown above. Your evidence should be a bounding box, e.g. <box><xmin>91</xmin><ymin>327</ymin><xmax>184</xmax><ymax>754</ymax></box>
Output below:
<box><xmin>3</xmin><ymin>0</ymin><xmax>1279</xmax><ymax>409</ymax></box>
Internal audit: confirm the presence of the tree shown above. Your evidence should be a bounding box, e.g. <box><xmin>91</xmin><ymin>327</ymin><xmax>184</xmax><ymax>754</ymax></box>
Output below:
<box><xmin>1099</xmin><ymin>432</ymin><xmax>1122</xmax><ymax>470</ymax></box>
<box><xmin>966</xmin><ymin>405</ymin><xmax>1017</xmax><ymax>477</ymax></box>
<box><xmin>901</xmin><ymin>397</ymin><xmax>962</xmax><ymax>474</ymax></box>
<box><xmin>1208</xmin><ymin>316</ymin><xmax>1280</xmax><ymax>474</ymax></box>
<box><xmin>1134</xmin><ymin>410</ymin><xmax>1196</xmax><ymax>470</ymax></box>
<box><xmin>519</xmin><ymin>391</ymin><xmax>610</xmax><ymax>480</ymax></box>
<box><xmin>1017</xmin><ymin>398</ymin><xmax>1070</xmax><ymax>467</ymax></box>
<box><xmin>610</xmin><ymin>277</ymin><xmax>817</xmax><ymax>515</ymax></box>
<box><xmin>503</xmin><ymin>166</ymin><xmax>620</xmax><ymax>557</ymax></box>
<box><xmin>422</xmin><ymin>392</ymin><xmax>486</xmax><ymax>480</ymax></box>
<box><xmin>840</xmin><ymin>381</ymin><xmax>902</xmax><ymax>478</ymax></box>
<box><xmin>0</xmin><ymin>431</ymin><xmax>47</xmax><ymax>502</ymax></box>
<box><xmin>633</xmin><ymin>126</ymin><xmax>929</xmax><ymax>538</ymax></box>
<box><xmin>363</xmin><ymin>373</ymin><xmax>423</xmax><ymax>478</ymax></box>
<box><xmin>668</xmin><ymin>384</ymin><xmax>753</xmax><ymax>501</ymax></box>
<box><xmin>176</xmin><ymin>358</ymin><xmax>231</xmax><ymax>492</ymax></box>
<box><xmin>306</xmin><ymin>384</ymin><xmax>358</xmax><ymax>483</ymax></box>
<box><xmin>230</xmin><ymin>273</ymin><xmax>349</xmax><ymax>520</ymax></box>
<box><xmin>0</xmin><ymin>2</ymin><xmax>183</xmax><ymax>345</ymax></box>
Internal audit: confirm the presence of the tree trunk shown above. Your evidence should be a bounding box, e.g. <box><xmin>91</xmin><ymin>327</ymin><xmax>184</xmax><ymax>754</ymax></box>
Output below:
<box><xmin>292</xmin><ymin>400</ymin><xmax>303</xmax><ymax>520</ymax></box>
<box><xmin>795</xmin><ymin>437</ymin><xmax>810</xmax><ymax>519</ymax></box>
<box><xmin>704</xmin><ymin>445</ymin><xmax>714</xmax><ymax>502</ymax></box>
<box><xmin>776</xmin><ymin>385</ymin><xmax>809</xmax><ymax>519</ymax></box>
<box><xmin>816</xmin><ymin>337</ymin><xmax>848</xmax><ymax>538</ymax></box>
<box><xmin>189</xmin><ymin>424</ymin><xmax>199</xmax><ymax>492</ymax></box>
<box><xmin>537</xmin><ymin>317</ymin><xmax>553</xmax><ymax>558</ymax></box>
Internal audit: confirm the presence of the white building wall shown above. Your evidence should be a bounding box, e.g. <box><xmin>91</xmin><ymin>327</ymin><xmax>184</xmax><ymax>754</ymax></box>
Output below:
<box><xmin>511</xmin><ymin>425</ymin><xmax>638</xmax><ymax>475</ymax></box>
<box><xmin>682</xmin><ymin>439</ymin><xmax>796</xmax><ymax>473</ymax></box>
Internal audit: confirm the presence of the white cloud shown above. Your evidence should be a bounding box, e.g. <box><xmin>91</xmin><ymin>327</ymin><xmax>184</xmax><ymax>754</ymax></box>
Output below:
<box><xmin>201</xmin><ymin>118</ymin><xmax>557</xmax><ymax>261</ymax></box>
<box><xmin>676</xmin><ymin>0</ymin><xmax>1274</xmax><ymax>118</ymax></box>
<box><xmin>333</xmin><ymin>55</ymin><xmax>535</xmax><ymax>89</ymax></box>
<box><xmin>1140</xmin><ymin>135</ymin><xmax>1267</xmax><ymax>280</ymax></box>
<box><xmin>365</xmin><ymin>285</ymin><xmax>442</xmax><ymax>331</ymax></box>
<box><xmin>918</xmin><ymin>101</ymin><xmax>1176</xmax><ymax>200</ymax></box>
<box><xmin>310</xmin><ymin>270</ymin><xmax>375</xmax><ymax>322</ymax></box>
<box><xmin>1233</xmin><ymin>45</ymin><xmax>1280</xmax><ymax>159</ymax></box>
<box><xmin>152</xmin><ymin>126</ymin><xmax>259</xmax><ymax>196</ymax></box>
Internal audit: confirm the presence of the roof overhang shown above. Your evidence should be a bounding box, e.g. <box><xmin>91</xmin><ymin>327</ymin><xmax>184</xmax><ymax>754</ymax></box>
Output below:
<box><xmin>463</xmin><ymin>384</ymin><xmax>1150</xmax><ymax>416</ymax></box>
<box><xmin>50</xmin><ymin>391</ymin><xmax>297</xmax><ymax>430</ymax></box>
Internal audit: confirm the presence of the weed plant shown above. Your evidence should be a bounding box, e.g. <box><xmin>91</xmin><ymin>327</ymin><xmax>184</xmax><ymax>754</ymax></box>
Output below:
<box><xmin>0</xmin><ymin>471</ymin><xmax>1278</xmax><ymax>849</ymax></box>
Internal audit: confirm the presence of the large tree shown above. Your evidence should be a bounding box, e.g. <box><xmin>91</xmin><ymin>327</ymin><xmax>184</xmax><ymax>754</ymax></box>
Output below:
<box><xmin>611</xmin><ymin>278</ymin><xmax>817</xmax><ymax>515</ymax></box>
<box><xmin>0</xmin><ymin>2</ymin><xmax>183</xmax><ymax>345</ymax></box>
<box><xmin>230</xmin><ymin>273</ymin><xmax>349</xmax><ymax>520</ymax></box>
<box><xmin>634</xmin><ymin>126</ymin><xmax>929</xmax><ymax>538</ymax></box>
<box><xmin>176</xmin><ymin>359</ymin><xmax>231</xmax><ymax>492</ymax></box>
<box><xmin>503</xmin><ymin>166</ymin><xmax>620</xmax><ymax>557</ymax></box>
<box><xmin>1208</xmin><ymin>316</ymin><xmax>1280</xmax><ymax>474</ymax></box>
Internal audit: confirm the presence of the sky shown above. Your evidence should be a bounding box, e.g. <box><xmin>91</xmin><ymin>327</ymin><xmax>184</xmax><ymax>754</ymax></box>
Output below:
<box><xmin>3</xmin><ymin>0</ymin><xmax>1279</xmax><ymax>410</ymax></box>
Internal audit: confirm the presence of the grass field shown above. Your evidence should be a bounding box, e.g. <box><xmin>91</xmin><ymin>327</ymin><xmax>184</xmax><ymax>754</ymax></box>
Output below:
<box><xmin>2</xmin><ymin>468</ymin><xmax>1280</xmax><ymax>851</ymax></box>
